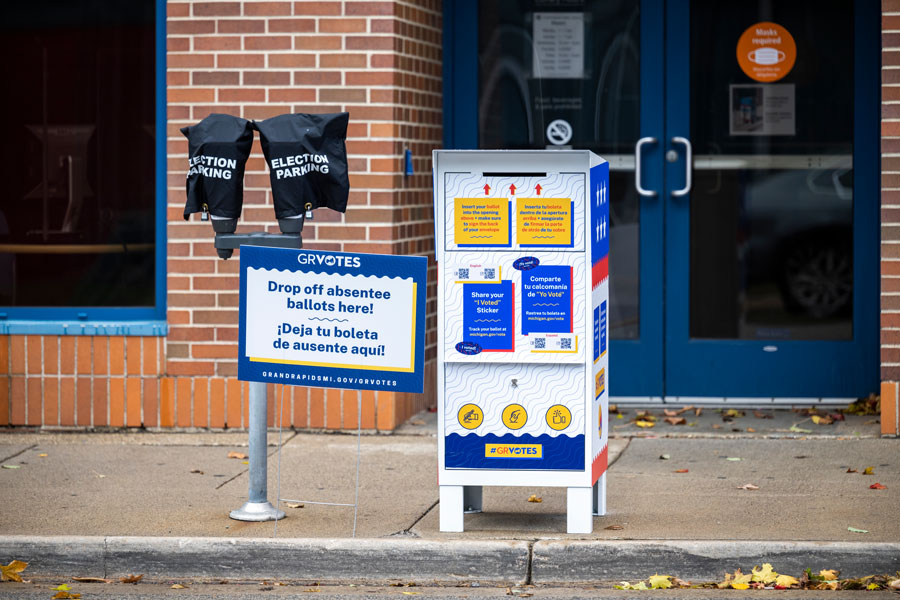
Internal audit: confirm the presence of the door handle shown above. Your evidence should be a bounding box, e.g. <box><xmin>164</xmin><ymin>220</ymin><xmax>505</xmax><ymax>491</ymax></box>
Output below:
<box><xmin>634</xmin><ymin>136</ymin><xmax>657</xmax><ymax>197</ymax></box>
<box><xmin>671</xmin><ymin>136</ymin><xmax>692</xmax><ymax>197</ymax></box>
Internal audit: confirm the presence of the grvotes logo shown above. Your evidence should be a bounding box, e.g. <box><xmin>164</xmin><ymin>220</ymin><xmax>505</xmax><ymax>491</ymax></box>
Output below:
<box><xmin>296</xmin><ymin>252</ymin><xmax>361</xmax><ymax>268</ymax></box>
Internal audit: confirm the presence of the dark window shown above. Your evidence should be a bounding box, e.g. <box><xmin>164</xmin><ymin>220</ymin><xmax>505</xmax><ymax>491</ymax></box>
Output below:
<box><xmin>0</xmin><ymin>1</ymin><xmax>156</xmax><ymax>308</ymax></box>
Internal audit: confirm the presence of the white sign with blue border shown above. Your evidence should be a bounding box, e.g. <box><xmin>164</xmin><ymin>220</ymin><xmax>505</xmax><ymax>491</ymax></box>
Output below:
<box><xmin>238</xmin><ymin>246</ymin><xmax>426</xmax><ymax>393</ymax></box>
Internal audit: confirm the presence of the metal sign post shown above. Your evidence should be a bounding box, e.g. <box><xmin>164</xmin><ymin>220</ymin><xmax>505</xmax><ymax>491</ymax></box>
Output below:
<box><xmin>433</xmin><ymin>150</ymin><xmax>610</xmax><ymax>534</ymax></box>
<box><xmin>219</xmin><ymin>233</ymin><xmax>302</xmax><ymax>523</ymax></box>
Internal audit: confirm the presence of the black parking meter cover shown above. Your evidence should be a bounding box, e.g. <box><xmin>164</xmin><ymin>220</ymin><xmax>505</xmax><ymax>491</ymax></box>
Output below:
<box><xmin>253</xmin><ymin>112</ymin><xmax>350</xmax><ymax>219</ymax></box>
<box><xmin>180</xmin><ymin>114</ymin><xmax>254</xmax><ymax>223</ymax></box>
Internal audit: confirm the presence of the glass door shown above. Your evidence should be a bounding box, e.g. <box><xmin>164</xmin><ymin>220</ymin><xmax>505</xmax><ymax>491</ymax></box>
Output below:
<box><xmin>663</xmin><ymin>0</ymin><xmax>879</xmax><ymax>398</ymax></box>
<box><xmin>444</xmin><ymin>0</ymin><xmax>878</xmax><ymax>399</ymax></box>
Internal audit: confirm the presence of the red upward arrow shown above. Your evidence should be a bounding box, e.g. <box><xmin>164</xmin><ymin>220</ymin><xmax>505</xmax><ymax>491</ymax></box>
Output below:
<box><xmin>509</xmin><ymin>183</ymin><xmax>517</xmax><ymax>195</ymax></box>
<box><xmin>535</xmin><ymin>184</ymin><xmax>542</xmax><ymax>195</ymax></box>
<box><xmin>483</xmin><ymin>184</ymin><xmax>491</xmax><ymax>195</ymax></box>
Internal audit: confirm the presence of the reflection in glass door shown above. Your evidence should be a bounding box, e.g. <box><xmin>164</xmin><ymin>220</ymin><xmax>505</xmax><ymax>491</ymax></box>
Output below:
<box><xmin>446</xmin><ymin>0</ymin><xmax>877</xmax><ymax>399</ymax></box>
<box><xmin>664</xmin><ymin>0</ymin><xmax>878</xmax><ymax>398</ymax></box>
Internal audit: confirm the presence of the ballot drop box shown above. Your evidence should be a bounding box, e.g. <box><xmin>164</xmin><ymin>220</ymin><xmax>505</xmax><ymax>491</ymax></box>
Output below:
<box><xmin>434</xmin><ymin>150</ymin><xmax>609</xmax><ymax>534</ymax></box>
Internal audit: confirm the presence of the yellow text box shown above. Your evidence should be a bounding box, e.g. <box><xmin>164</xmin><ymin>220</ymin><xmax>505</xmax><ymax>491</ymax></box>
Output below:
<box><xmin>485</xmin><ymin>444</ymin><xmax>543</xmax><ymax>458</ymax></box>
<box><xmin>454</xmin><ymin>198</ymin><xmax>510</xmax><ymax>246</ymax></box>
<box><xmin>516</xmin><ymin>198</ymin><xmax>573</xmax><ymax>246</ymax></box>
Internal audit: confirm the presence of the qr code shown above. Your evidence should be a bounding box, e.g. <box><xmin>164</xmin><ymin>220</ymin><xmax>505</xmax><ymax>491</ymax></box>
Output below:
<box><xmin>483</xmin><ymin>268</ymin><xmax>495</xmax><ymax>279</ymax></box>
<box><xmin>560</xmin><ymin>338</ymin><xmax>572</xmax><ymax>350</ymax></box>
<box><xmin>534</xmin><ymin>338</ymin><xmax>546</xmax><ymax>349</ymax></box>
<box><xmin>458</xmin><ymin>268</ymin><xmax>469</xmax><ymax>280</ymax></box>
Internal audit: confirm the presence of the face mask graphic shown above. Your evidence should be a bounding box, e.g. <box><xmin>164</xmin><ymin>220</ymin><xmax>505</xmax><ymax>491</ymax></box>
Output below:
<box><xmin>254</xmin><ymin>113</ymin><xmax>350</xmax><ymax>233</ymax></box>
<box><xmin>748</xmin><ymin>47</ymin><xmax>785</xmax><ymax>65</ymax></box>
<box><xmin>181</xmin><ymin>114</ymin><xmax>255</xmax><ymax>233</ymax></box>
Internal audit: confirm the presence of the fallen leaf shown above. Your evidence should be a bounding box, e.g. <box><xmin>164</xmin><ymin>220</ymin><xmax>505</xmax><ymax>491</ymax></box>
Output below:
<box><xmin>171</xmin><ymin>584</ymin><xmax>186</xmax><ymax>589</ymax></box>
<box><xmin>648</xmin><ymin>575</ymin><xmax>672</xmax><ymax>589</ymax></box>
<box><xmin>609</xmin><ymin>404</ymin><xmax>619</xmax><ymax>413</ymax></box>
<box><xmin>527</xmin><ymin>494</ymin><xmax>542</xmax><ymax>503</ymax></box>
<box><xmin>846</xmin><ymin>468</ymin><xmax>858</xmax><ymax>473</ymax></box>
<box><xmin>52</xmin><ymin>584</ymin><xmax>72</xmax><ymax>591</ymax></box>
<box><xmin>775</xmin><ymin>574</ymin><xmax>799</xmax><ymax>588</ymax></box>
<box><xmin>725</xmin><ymin>457</ymin><xmax>742</xmax><ymax>461</ymax></box>
<box><xmin>847</xmin><ymin>527</ymin><xmax>868</xmax><ymax>534</ymax></box>
<box><xmin>635</xmin><ymin>410</ymin><xmax>655</xmax><ymax>420</ymax></box>
<box><xmin>738</xmin><ymin>483</ymin><xmax>759</xmax><ymax>490</ymax></box>
<box><xmin>732</xmin><ymin>570</ymin><xmax>752</xmax><ymax>589</ymax></box>
<box><xmin>287</xmin><ymin>502</ymin><xmax>305</xmax><ymax>508</ymax></box>
<box><xmin>242</xmin><ymin>461</ymin><xmax>249</xmax><ymax>465</ymax></box>
<box><xmin>674</xmin><ymin>469</ymin><xmax>689</xmax><ymax>473</ymax></box>
<box><xmin>867</xmin><ymin>583</ymin><xmax>881</xmax><ymax>590</ymax></box>
<box><xmin>731</xmin><ymin>583</ymin><xmax>750</xmax><ymax>590</ymax></box>
<box><xmin>830</xmin><ymin>412</ymin><xmax>845</xmax><ymax>421</ymax></box>
<box><xmin>189</xmin><ymin>469</ymin><xmax>204</xmax><ymax>474</ymax></box>
<box><xmin>711</xmin><ymin>423</ymin><xmax>722</xmax><ymax>429</ymax></box>
<box><xmin>812</xmin><ymin>415</ymin><xmax>834</xmax><ymax>425</ymax></box>
<box><xmin>409</xmin><ymin>419</ymin><xmax>425</xmax><ymax>426</ymax></box>
<box><xmin>227</xmin><ymin>451</ymin><xmax>248</xmax><ymax>459</ymax></box>
<box><xmin>863</xmin><ymin>466</ymin><xmax>874</xmax><ymax>475</ymax></box>
<box><xmin>870</xmin><ymin>483</ymin><xmax>886</xmax><ymax>490</ymax></box>
<box><xmin>694</xmin><ymin>407</ymin><xmax>703</xmax><ymax>416</ymax></box>
<box><xmin>659</xmin><ymin>454</ymin><xmax>671</xmax><ymax>460</ymax></box>
<box><xmin>38</xmin><ymin>453</ymin><xmax>48</xmax><ymax>458</ymax></box>
<box><xmin>789</xmin><ymin>424</ymin><xmax>812</xmax><ymax>433</ymax></box>
<box><xmin>1</xmin><ymin>465</ymin><xmax>20</xmax><ymax>469</ymax></box>
<box><xmin>52</xmin><ymin>593</ymin><xmax>81</xmax><ymax>600</ymax></box>
<box><xmin>753</xmin><ymin>410</ymin><xmax>773</xmax><ymax>419</ymax></box>
<box><xmin>664</xmin><ymin>409</ymin><xmax>680</xmax><ymax>417</ymax></box>
<box><xmin>665</xmin><ymin>417</ymin><xmax>687</xmax><ymax>425</ymax></box>
<box><xmin>746</xmin><ymin>427</ymin><xmax>756</xmax><ymax>432</ymax></box>
<box><xmin>616</xmin><ymin>414</ymin><xmax>624</xmax><ymax>420</ymax></box>
<box><xmin>724</xmin><ymin>409</ymin><xmax>745</xmax><ymax>419</ymax></box>
<box><xmin>890</xmin><ymin>579</ymin><xmax>900</xmax><ymax>590</ymax></box>
<box><xmin>92</xmin><ymin>470</ymin><xmax>106</xmax><ymax>478</ymax></box>
<box><xmin>120</xmin><ymin>574</ymin><xmax>143</xmax><ymax>584</ymax></box>
<box><xmin>751</xmin><ymin>563</ymin><xmax>777</xmax><ymax>584</ymax></box>
<box><xmin>604</xmin><ymin>524</ymin><xmax>624</xmax><ymax>530</ymax></box>
<box><xmin>1</xmin><ymin>560</ymin><xmax>28</xmax><ymax>582</ymax></box>
<box><xmin>305</xmin><ymin>588</ymin><xmax>321</xmax><ymax>592</ymax></box>
<box><xmin>635</xmin><ymin>420</ymin><xmax>655</xmax><ymax>428</ymax></box>
<box><xmin>72</xmin><ymin>577</ymin><xmax>110</xmax><ymax>583</ymax></box>
<box><xmin>401</xmin><ymin>592</ymin><xmax>419</xmax><ymax>595</ymax></box>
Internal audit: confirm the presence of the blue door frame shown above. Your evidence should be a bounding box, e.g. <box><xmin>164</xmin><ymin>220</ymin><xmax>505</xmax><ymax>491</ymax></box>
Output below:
<box><xmin>443</xmin><ymin>0</ymin><xmax>880</xmax><ymax>399</ymax></box>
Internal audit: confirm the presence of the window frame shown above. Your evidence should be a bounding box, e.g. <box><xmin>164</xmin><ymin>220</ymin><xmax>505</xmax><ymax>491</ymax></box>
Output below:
<box><xmin>0</xmin><ymin>0</ymin><xmax>167</xmax><ymax>336</ymax></box>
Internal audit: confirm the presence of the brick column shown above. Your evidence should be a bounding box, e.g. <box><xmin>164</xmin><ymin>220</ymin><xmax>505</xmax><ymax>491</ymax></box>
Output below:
<box><xmin>882</xmin><ymin>1</ymin><xmax>900</xmax><ymax>436</ymax></box>
<box><xmin>166</xmin><ymin>0</ymin><xmax>442</xmax><ymax>430</ymax></box>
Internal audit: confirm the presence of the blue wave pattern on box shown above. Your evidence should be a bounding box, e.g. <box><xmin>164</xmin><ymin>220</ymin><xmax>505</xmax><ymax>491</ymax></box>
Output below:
<box><xmin>445</xmin><ymin>432</ymin><xmax>584</xmax><ymax>470</ymax></box>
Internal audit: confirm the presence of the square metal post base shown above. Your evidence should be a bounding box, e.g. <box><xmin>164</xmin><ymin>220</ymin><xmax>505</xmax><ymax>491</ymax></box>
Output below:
<box><xmin>229</xmin><ymin>501</ymin><xmax>286</xmax><ymax>522</ymax></box>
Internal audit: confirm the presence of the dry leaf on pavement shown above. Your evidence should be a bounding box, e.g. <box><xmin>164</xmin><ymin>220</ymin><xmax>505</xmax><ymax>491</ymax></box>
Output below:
<box><xmin>604</xmin><ymin>524</ymin><xmax>624</xmax><ymax>530</ymax></box>
<box><xmin>227</xmin><ymin>451</ymin><xmax>248</xmax><ymax>459</ymax></box>
<box><xmin>635</xmin><ymin>420</ymin><xmax>655</xmax><ymax>428</ymax></box>
<box><xmin>0</xmin><ymin>560</ymin><xmax>28</xmax><ymax>582</ymax></box>
<box><xmin>527</xmin><ymin>494</ymin><xmax>542</xmax><ymax>503</ymax></box>
<box><xmin>674</xmin><ymin>469</ymin><xmax>689</xmax><ymax>473</ymax></box>
<box><xmin>72</xmin><ymin>577</ymin><xmax>110</xmax><ymax>583</ymax></box>
<box><xmin>287</xmin><ymin>502</ymin><xmax>305</xmax><ymax>508</ymax></box>
<box><xmin>663</xmin><ymin>409</ymin><xmax>679</xmax><ymax>417</ymax></box>
<box><xmin>863</xmin><ymin>466</ymin><xmax>874</xmax><ymax>475</ymax></box>
<box><xmin>664</xmin><ymin>417</ymin><xmax>686</xmax><ymax>425</ymax></box>
<box><xmin>120</xmin><ymin>574</ymin><xmax>144</xmax><ymax>584</ymax></box>
<box><xmin>738</xmin><ymin>483</ymin><xmax>759</xmax><ymax>491</ymax></box>
<box><xmin>846</xmin><ymin>468</ymin><xmax>858</xmax><ymax>473</ymax></box>
<box><xmin>870</xmin><ymin>483</ymin><xmax>886</xmax><ymax>490</ymax></box>
<box><xmin>811</xmin><ymin>415</ymin><xmax>834</xmax><ymax>425</ymax></box>
<box><xmin>171</xmin><ymin>584</ymin><xmax>186</xmax><ymax>589</ymax></box>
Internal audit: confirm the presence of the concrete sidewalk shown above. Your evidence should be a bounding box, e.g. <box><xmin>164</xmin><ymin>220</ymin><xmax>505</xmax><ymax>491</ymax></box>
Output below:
<box><xmin>0</xmin><ymin>408</ymin><xmax>898</xmax><ymax>585</ymax></box>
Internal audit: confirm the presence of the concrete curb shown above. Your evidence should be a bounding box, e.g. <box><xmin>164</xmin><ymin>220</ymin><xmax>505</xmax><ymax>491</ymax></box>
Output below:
<box><xmin>0</xmin><ymin>536</ymin><xmax>530</xmax><ymax>585</ymax></box>
<box><xmin>532</xmin><ymin>540</ymin><xmax>900</xmax><ymax>583</ymax></box>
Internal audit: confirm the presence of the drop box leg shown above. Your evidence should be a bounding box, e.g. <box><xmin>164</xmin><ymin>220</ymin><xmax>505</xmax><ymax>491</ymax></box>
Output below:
<box><xmin>463</xmin><ymin>485</ymin><xmax>483</xmax><ymax>513</ymax></box>
<box><xmin>439</xmin><ymin>485</ymin><xmax>464</xmax><ymax>532</ymax></box>
<box><xmin>593</xmin><ymin>473</ymin><xmax>607</xmax><ymax>516</ymax></box>
<box><xmin>567</xmin><ymin>486</ymin><xmax>593</xmax><ymax>534</ymax></box>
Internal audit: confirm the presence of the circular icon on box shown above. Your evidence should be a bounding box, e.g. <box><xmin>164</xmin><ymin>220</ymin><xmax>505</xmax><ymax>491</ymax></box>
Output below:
<box><xmin>546</xmin><ymin>405</ymin><xmax>572</xmax><ymax>431</ymax></box>
<box><xmin>736</xmin><ymin>22</ymin><xmax>796</xmax><ymax>82</ymax></box>
<box><xmin>502</xmin><ymin>404</ymin><xmax>527</xmax><ymax>430</ymax></box>
<box><xmin>457</xmin><ymin>403</ymin><xmax>483</xmax><ymax>430</ymax></box>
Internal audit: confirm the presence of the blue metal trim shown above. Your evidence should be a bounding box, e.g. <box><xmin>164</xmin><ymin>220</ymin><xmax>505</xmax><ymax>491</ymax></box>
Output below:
<box><xmin>610</xmin><ymin>0</ymin><xmax>666</xmax><ymax>397</ymax></box>
<box><xmin>0</xmin><ymin>320</ymin><xmax>168</xmax><ymax>336</ymax></box>
<box><xmin>154</xmin><ymin>0</ymin><xmax>168</xmax><ymax>322</ymax></box>
<box><xmin>664</xmin><ymin>1</ymin><xmax>881</xmax><ymax>397</ymax></box>
<box><xmin>443</xmin><ymin>0</ymin><xmax>478</xmax><ymax>150</ymax></box>
<box><xmin>0</xmin><ymin>0</ymin><xmax>168</xmax><ymax>332</ymax></box>
<box><xmin>853</xmin><ymin>0</ymin><xmax>881</xmax><ymax>394</ymax></box>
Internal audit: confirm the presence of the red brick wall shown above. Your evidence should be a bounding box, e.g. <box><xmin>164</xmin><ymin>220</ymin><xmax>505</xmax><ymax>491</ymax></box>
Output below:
<box><xmin>165</xmin><ymin>0</ymin><xmax>442</xmax><ymax>430</ymax></box>
<box><xmin>883</xmin><ymin>2</ymin><xmax>900</xmax><ymax>435</ymax></box>
<box><xmin>1</xmin><ymin>0</ymin><xmax>442</xmax><ymax>431</ymax></box>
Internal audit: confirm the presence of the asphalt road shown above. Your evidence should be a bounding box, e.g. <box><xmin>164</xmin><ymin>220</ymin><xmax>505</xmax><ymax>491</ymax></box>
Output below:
<box><xmin>0</xmin><ymin>581</ymin><xmax>896</xmax><ymax>600</ymax></box>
